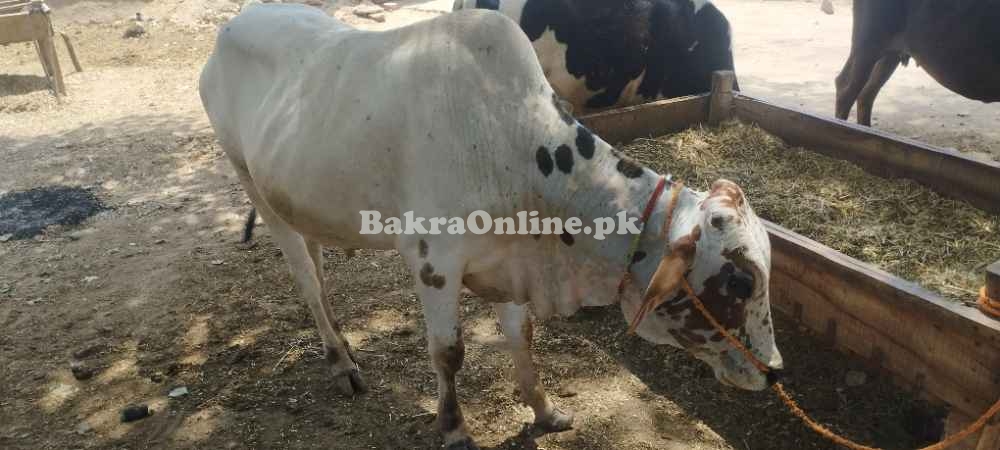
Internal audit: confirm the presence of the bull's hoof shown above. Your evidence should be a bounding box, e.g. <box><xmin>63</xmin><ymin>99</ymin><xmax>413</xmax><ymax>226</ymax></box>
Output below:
<box><xmin>535</xmin><ymin>407</ymin><xmax>574</xmax><ymax>433</ymax></box>
<box><xmin>444</xmin><ymin>437</ymin><xmax>480</xmax><ymax>450</ymax></box>
<box><xmin>331</xmin><ymin>366</ymin><xmax>368</xmax><ymax>397</ymax></box>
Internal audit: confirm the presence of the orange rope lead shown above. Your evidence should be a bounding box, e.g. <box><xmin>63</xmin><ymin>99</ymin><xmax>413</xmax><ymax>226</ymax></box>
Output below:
<box><xmin>679</xmin><ymin>278</ymin><xmax>1000</xmax><ymax>450</ymax></box>
<box><xmin>978</xmin><ymin>286</ymin><xmax>1000</xmax><ymax>318</ymax></box>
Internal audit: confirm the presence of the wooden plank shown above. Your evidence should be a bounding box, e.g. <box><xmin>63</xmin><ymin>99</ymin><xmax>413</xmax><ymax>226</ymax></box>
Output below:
<box><xmin>0</xmin><ymin>4</ymin><xmax>28</xmax><ymax>15</ymax></box>
<box><xmin>0</xmin><ymin>12</ymin><xmax>48</xmax><ymax>45</ymax></box>
<box><xmin>578</xmin><ymin>94</ymin><xmax>709</xmax><ymax>145</ymax></box>
<box><xmin>733</xmin><ymin>94</ymin><xmax>1000</xmax><ymax>214</ymax></box>
<box><xmin>585</xmin><ymin>94</ymin><xmax>1000</xmax><ymax>426</ymax></box>
<box><xmin>765</xmin><ymin>220</ymin><xmax>1000</xmax><ymax>419</ymax></box>
<box><xmin>708</xmin><ymin>71</ymin><xmax>735</xmax><ymax>125</ymax></box>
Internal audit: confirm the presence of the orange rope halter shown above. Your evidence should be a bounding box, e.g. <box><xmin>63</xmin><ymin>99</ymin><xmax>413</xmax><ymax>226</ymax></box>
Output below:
<box><xmin>679</xmin><ymin>278</ymin><xmax>1000</xmax><ymax>450</ymax></box>
<box><xmin>617</xmin><ymin>176</ymin><xmax>1000</xmax><ymax>449</ymax></box>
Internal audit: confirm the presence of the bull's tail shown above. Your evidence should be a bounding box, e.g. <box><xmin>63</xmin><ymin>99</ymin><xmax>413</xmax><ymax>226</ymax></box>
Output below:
<box><xmin>242</xmin><ymin>207</ymin><xmax>257</xmax><ymax>243</ymax></box>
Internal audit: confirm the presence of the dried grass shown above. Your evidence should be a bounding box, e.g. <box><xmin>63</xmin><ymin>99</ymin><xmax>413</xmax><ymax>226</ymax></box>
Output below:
<box><xmin>622</xmin><ymin>120</ymin><xmax>1000</xmax><ymax>302</ymax></box>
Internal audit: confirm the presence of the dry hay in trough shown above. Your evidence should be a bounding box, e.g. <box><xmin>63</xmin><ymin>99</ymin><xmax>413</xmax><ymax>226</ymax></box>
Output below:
<box><xmin>621</xmin><ymin>121</ymin><xmax>1000</xmax><ymax>303</ymax></box>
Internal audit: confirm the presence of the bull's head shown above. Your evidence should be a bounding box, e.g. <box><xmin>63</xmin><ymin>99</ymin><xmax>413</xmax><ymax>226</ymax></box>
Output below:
<box><xmin>622</xmin><ymin>179</ymin><xmax>782</xmax><ymax>391</ymax></box>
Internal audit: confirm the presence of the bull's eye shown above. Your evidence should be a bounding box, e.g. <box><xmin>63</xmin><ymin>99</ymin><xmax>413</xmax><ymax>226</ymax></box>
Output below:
<box><xmin>727</xmin><ymin>272</ymin><xmax>754</xmax><ymax>299</ymax></box>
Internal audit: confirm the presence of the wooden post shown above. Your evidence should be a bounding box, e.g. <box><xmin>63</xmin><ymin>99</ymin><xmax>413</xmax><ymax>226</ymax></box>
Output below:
<box><xmin>60</xmin><ymin>31</ymin><xmax>82</xmax><ymax>72</ymax></box>
<box><xmin>964</xmin><ymin>262</ymin><xmax>1000</xmax><ymax>450</ymax></box>
<box><xmin>37</xmin><ymin>32</ymin><xmax>64</xmax><ymax>95</ymax></box>
<box><xmin>708</xmin><ymin>70</ymin><xmax>735</xmax><ymax>125</ymax></box>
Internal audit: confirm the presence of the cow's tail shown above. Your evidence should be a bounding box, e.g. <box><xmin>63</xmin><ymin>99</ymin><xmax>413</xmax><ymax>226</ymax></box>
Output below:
<box><xmin>242</xmin><ymin>207</ymin><xmax>257</xmax><ymax>243</ymax></box>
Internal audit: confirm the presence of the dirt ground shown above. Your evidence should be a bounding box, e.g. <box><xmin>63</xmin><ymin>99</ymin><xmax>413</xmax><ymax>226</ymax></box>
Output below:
<box><xmin>0</xmin><ymin>1</ymin><xmax>991</xmax><ymax>449</ymax></box>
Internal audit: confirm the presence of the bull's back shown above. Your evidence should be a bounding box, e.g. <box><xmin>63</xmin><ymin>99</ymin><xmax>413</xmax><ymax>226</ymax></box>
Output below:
<box><xmin>200</xmin><ymin>6</ymin><xmax>559</xmax><ymax>245</ymax></box>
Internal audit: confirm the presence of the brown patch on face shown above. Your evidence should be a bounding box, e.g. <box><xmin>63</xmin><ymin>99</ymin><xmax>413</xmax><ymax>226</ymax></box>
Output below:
<box><xmin>668</xmin><ymin>263</ymin><xmax>749</xmax><ymax>344</ymax></box>
<box><xmin>708</xmin><ymin>179</ymin><xmax>745</xmax><ymax>210</ymax></box>
<box><xmin>418</xmin><ymin>239</ymin><xmax>429</xmax><ymax>258</ymax></box>
<box><xmin>420</xmin><ymin>263</ymin><xmax>446</xmax><ymax>289</ymax></box>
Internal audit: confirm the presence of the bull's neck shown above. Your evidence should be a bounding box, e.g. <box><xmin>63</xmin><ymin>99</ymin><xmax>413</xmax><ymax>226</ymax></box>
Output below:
<box><xmin>530</xmin><ymin>141</ymin><xmax>684</xmax><ymax>273</ymax></box>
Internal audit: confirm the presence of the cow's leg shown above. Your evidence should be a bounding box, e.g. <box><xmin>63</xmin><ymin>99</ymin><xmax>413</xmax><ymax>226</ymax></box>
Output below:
<box><xmin>493</xmin><ymin>302</ymin><xmax>573</xmax><ymax>432</ymax></box>
<box><xmin>234</xmin><ymin>170</ymin><xmax>366</xmax><ymax>395</ymax></box>
<box><xmin>855</xmin><ymin>52</ymin><xmax>902</xmax><ymax>126</ymax></box>
<box><xmin>404</xmin><ymin>243</ymin><xmax>476</xmax><ymax>449</ymax></box>
<box><xmin>835</xmin><ymin>0</ymin><xmax>900</xmax><ymax>123</ymax></box>
<box><xmin>307</xmin><ymin>239</ymin><xmax>369</xmax><ymax>395</ymax></box>
<box><xmin>835</xmin><ymin>47</ymin><xmax>886</xmax><ymax>123</ymax></box>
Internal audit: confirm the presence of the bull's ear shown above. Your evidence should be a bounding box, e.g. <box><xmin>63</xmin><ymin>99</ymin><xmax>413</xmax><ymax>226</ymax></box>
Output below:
<box><xmin>641</xmin><ymin>252</ymin><xmax>687</xmax><ymax>310</ymax></box>
<box><xmin>641</xmin><ymin>227</ymin><xmax>700</xmax><ymax>310</ymax></box>
<box><xmin>627</xmin><ymin>249</ymin><xmax>690</xmax><ymax>334</ymax></box>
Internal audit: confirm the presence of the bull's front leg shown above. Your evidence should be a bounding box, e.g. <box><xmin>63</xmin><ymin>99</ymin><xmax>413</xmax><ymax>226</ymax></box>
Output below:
<box><xmin>493</xmin><ymin>302</ymin><xmax>573</xmax><ymax>432</ymax></box>
<box><xmin>405</xmin><ymin>239</ymin><xmax>477</xmax><ymax>449</ymax></box>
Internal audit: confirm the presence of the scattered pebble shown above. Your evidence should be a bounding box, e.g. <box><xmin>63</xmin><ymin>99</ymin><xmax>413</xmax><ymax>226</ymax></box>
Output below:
<box><xmin>168</xmin><ymin>386</ymin><xmax>189</xmax><ymax>398</ymax></box>
<box><xmin>0</xmin><ymin>234</ymin><xmax>12</xmax><ymax>242</ymax></box>
<box><xmin>123</xmin><ymin>24</ymin><xmax>146</xmax><ymax>39</ymax></box>
<box><xmin>154</xmin><ymin>239</ymin><xmax>166</xmax><ymax>244</ymax></box>
<box><xmin>354</xmin><ymin>4</ymin><xmax>385</xmax><ymax>21</ymax></box>
<box><xmin>70</xmin><ymin>361</ymin><xmax>96</xmax><ymax>381</ymax></box>
<box><xmin>354</xmin><ymin>4</ymin><xmax>383</xmax><ymax>16</ymax></box>
<box><xmin>820</xmin><ymin>0</ymin><xmax>834</xmax><ymax>15</ymax></box>
<box><xmin>556</xmin><ymin>388</ymin><xmax>577</xmax><ymax>398</ymax></box>
<box><xmin>75</xmin><ymin>421</ymin><xmax>92</xmax><ymax>435</ymax></box>
<box><xmin>210</xmin><ymin>259</ymin><xmax>225</xmax><ymax>266</ymax></box>
<box><xmin>82</xmin><ymin>276</ymin><xmax>99</xmax><ymax>284</ymax></box>
<box><xmin>845</xmin><ymin>370</ymin><xmax>867</xmax><ymax>387</ymax></box>
<box><xmin>73</xmin><ymin>343</ymin><xmax>107</xmax><ymax>359</ymax></box>
<box><xmin>120</xmin><ymin>404</ymin><xmax>151</xmax><ymax>423</ymax></box>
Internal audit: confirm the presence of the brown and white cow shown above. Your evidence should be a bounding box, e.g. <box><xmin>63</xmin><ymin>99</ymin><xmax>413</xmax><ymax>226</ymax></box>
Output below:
<box><xmin>200</xmin><ymin>4</ymin><xmax>782</xmax><ymax>449</ymax></box>
<box><xmin>835</xmin><ymin>0</ymin><xmax>1000</xmax><ymax>126</ymax></box>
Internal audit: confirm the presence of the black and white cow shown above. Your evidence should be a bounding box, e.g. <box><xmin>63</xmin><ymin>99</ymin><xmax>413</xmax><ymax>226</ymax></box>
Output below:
<box><xmin>201</xmin><ymin>4</ymin><xmax>780</xmax><ymax>449</ymax></box>
<box><xmin>454</xmin><ymin>0</ymin><xmax>738</xmax><ymax>113</ymax></box>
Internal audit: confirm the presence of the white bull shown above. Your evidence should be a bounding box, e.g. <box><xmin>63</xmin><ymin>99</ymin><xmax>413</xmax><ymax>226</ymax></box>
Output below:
<box><xmin>199</xmin><ymin>4</ymin><xmax>782</xmax><ymax>449</ymax></box>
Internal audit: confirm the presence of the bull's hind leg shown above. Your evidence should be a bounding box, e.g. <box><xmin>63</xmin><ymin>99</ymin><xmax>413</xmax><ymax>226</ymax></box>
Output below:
<box><xmin>493</xmin><ymin>302</ymin><xmax>573</xmax><ymax>432</ymax></box>
<box><xmin>403</xmin><ymin>239</ymin><xmax>477</xmax><ymax>449</ymax></box>
<box><xmin>307</xmin><ymin>239</ymin><xmax>368</xmax><ymax>395</ymax></box>
<box><xmin>855</xmin><ymin>52</ymin><xmax>902</xmax><ymax>126</ymax></box>
<box><xmin>235</xmin><ymin>170</ymin><xmax>366</xmax><ymax>395</ymax></box>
